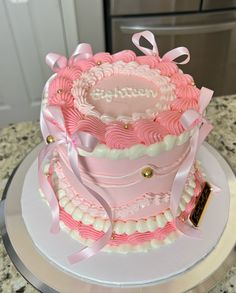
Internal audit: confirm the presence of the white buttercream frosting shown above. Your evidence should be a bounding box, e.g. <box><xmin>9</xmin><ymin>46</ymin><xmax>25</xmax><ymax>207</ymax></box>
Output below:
<box><xmin>78</xmin><ymin>127</ymin><xmax>196</xmax><ymax>160</ymax></box>
<box><xmin>59</xmin><ymin>221</ymin><xmax>179</xmax><ymax>253</ymax></box>
<box><xmin>72</xmin><ymin>61</ymin><xmax>176</xmax><ymax>123</ymax></box>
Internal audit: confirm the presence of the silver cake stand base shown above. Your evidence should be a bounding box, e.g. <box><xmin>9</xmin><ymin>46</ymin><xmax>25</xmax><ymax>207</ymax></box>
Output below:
<box><xmin>0</xmin><ymin>143</ymin><xmax>236</xmax><ymax>293</ymax></box>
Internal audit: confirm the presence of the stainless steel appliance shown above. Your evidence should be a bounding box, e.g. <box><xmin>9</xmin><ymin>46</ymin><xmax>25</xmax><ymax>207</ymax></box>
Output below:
<box><xmin>104</xmin><ymin>0</ymin><xmax>236</xmax><ymax>95</ymax></box>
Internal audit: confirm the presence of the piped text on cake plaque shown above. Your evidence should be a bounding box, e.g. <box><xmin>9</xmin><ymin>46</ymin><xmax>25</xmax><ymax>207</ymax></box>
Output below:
<box><xmin>190</xmin><ymin>182</ymin><xmax>211</xmax><ymax>227</ymax></box>
<box><xmin>91</xmin><ymin>87</ymin><xmax>157</xmax><ymax>103</ymax></box>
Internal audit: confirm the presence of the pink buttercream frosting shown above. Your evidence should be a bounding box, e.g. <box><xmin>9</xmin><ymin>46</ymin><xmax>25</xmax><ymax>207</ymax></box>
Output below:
<box><xmin>48</xmin><ymin>77</ymin><xmax>72</xmax><ymax>98</ymax></box>
<box><xmin>57</xmin><ymin>66</ymin><xmax>82</xmax><ymax>81</ymax></box>
<box><xmin>49</xmin><ymin>91</ymin><xmax>74</xmax><ymax>108</ymax></box>
<box><xmin>175</xmin><ymin>85</ymin><xmax>200</xmax><ymax>101</ymax></box>
<box><xmin>156</xmin><ymin>61</ymin><xmax>178</xmax><ymax>77</ymax></box>
<box><xmin>155</xmin><ymin>110</ymin><xmax>184</xmax><ymax>135</ymax></box>
<box><xmin>74</xmin><ymin>59</ymin><xmax>96</xmax><ymax>72</ymax></box>
<box><xmin>112</xmin><ymin>50</ymin><xmax>137</xmax><ymax>63</ymax></box>
<box><xmin>136</xmin><ymin>56</ymin><xmax>160</xmax><ymax>68</ymax></box>
<box><xmin>76</xmin><ymin>116</ymin><xmax>106</xmax><ymax>143</ymax></box>
<box><xmin>105</xmin><ymin>122</ymin><xmax>139</xmax><ymax>149</ymax></box>
<box><xmin>133</xmin><ymin>119</ymin><xmax>169</xmax><ymax>145</ymax></box>
<box><xmin>170</xmin><ymin>73</ymin><xmax>193</xmax><ymax>87</ymax></box>
<box><xmin>170</xmin><ymin>97</ymin><xmax>199</xmax><ymax>112</ymax></box>
<box><xmin>93</xmin><ymin>52</ymin><xmax>112</xmax><ymax>64</ymax></box>
<box><xmin>62</xmin><ymin>107</ymin><xmax>84</xmax><ymax>134</ymax></box>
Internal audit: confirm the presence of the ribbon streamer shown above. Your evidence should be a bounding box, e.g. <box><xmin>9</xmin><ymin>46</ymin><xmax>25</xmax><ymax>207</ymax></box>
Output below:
<box><xmin>169</xmin><ymin>87</ymin><xmax>214</xmax><ymax>237</ymax></box>
<box><xmin>45</xmin><ymin>43</ymin><xmax>93</xmax><ymax>72</ymax></box>
<box><xmin>38</xmin><ymin>142</ymin><xmax>61</xmax><ymax>234</ymax></box>
<box><xmin>132</xmin><ymin>30</ymin><xmax>190</xmax><ymax>64</ymax></box>
<box><xmin>38</xmin><ymin>105</ymin><xmax>113</xmax><ymax>264</ymax></box>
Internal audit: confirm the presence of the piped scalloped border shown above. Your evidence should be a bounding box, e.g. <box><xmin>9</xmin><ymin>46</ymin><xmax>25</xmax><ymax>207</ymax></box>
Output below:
<box><xmin>78</xmin><ymin>127</ymin><xmax>196</xmax><ymax>160</ymax></box>
<box><xmin>72</xmin><ymin>61</ymin><xmax>175</xmax><ymax>123</ymax></box>
<box><xmin>59</xmin><ymin>221</ymin><xmax>179</xmax><ymax>253</ymax></box>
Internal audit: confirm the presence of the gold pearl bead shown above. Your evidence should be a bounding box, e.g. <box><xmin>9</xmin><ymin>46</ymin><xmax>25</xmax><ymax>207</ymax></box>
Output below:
<box><xmin>141</xmin><ymin>167</ymin><xmax>154</xmax><ymax>178</ymax></box>
<box><xmin>96</xmin><ymin>61</ymin><xmax>102</xmax><ymax>65</ymax></box>
<box><xmin>57</xmin><ymin>89</ymin><xmax>63</xmax><ymax>94</ymax></box>
<box><xmin>191</xmin><ymin>82</ymin><xmax>195</xmax><ymax>86</ymax></box>
<box><xmin>46</xmin><ymin>135</ymin><xmax>55</xmax><ymax>144</ymax></box>
<box><xmin>124</xmin><ymin>124</ymin><xmax>129</xmax><ymax>129</ymax></box>
<box><xmin>111</xmin><ymin>233</ymin><xmax>115</xmax><ymax>240</ymax></box>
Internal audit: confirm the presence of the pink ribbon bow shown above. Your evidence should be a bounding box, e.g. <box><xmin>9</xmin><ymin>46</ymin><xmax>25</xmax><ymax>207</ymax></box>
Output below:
<box><xmin>45</xmin><ymin>43</ymin><xmax>93</xmax><ymax>72</ymax></box>
<box><xmin>38</xmin><ymin>105</ymin><xmax>113</xmax><ymax>264</ymax></box>
<box><xmin>132</xmin><ymin>30</ymin><xmax>190</xmax><ymax>64</ymax></box>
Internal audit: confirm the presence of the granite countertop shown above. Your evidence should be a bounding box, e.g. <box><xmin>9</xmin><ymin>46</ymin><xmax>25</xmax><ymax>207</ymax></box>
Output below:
<box><xmin>0</xmin><ymin>95</ymin><xmax>236</xmax><ymax>293</ymax></box>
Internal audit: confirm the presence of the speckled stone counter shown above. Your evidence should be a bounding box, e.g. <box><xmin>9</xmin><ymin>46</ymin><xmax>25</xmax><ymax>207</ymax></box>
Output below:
<box><xmin>0</xmin><ymin>95</ymin><xmax>235</xmax><ymax>293</ymax></box>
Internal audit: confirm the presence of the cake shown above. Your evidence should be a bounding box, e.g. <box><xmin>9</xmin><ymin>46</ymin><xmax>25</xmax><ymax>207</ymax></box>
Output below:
<box><xmin>38</xmin><ymin>31</ymin><xmax>214</xmax><ymax>264</ymax></box>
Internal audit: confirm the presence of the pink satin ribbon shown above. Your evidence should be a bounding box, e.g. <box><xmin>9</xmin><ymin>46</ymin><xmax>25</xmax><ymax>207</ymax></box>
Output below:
<box><xmin>132</xmin><ymin>30</ymin><xmax>190</xmax><ymax>64</ymax></box>
<box><xmin>132</xmin><ymin>31</ymin><xmax>159</xmax><ymax>56</ymax></box>
<box><xmin>170</xmin><ymin>87</ymin><xmax>214</xmax><ymax>237</ymax></box>
<box><xmin>45</xmin><ymin>43</ymin><xmax>93</xmax><ymax>72</ymax></box>
<box><xmin>38</xmin><ymin>105</ymin><xmax>113</xmax><ymax>264</ymax></box>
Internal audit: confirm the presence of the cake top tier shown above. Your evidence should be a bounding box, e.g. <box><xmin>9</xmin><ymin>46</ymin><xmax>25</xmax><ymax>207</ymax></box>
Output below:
<box><xmin>43</xmin><ymin>31</ymin><xmax>208</xmax><ymax>151</ymax></box>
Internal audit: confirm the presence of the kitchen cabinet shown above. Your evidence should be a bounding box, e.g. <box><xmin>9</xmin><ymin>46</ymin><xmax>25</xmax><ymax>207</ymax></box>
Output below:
<box><xmin>105</xmin><ymin>0</ymin><xmax>236</xmax><ymax>96</ymax></box>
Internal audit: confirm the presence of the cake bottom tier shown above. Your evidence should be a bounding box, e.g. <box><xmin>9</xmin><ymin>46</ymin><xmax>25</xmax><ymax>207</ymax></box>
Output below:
<box><xmin>44</xmin><ymin>163</ymin><xmax>205</xmax><ymax>253</ymax></box>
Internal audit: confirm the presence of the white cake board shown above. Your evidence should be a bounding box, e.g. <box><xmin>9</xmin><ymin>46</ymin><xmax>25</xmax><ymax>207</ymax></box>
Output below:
<box><xmin>20</xmin><ymin>144</ymin><xmax>230</xmax><ymax>287</ymax></box>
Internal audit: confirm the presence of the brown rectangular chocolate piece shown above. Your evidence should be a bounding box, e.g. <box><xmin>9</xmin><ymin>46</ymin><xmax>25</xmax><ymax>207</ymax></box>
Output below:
<box><xmin>190</xmin><ymin>182</ymin><xmax>211</xmax><ymax>227</ymax></box>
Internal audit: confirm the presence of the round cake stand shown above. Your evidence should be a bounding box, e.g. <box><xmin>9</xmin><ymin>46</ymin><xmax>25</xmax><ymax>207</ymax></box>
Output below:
<box><xmin>0</xmin><ymin>143</ymin><xmax>236</xmax><ymax>293</ymax></box>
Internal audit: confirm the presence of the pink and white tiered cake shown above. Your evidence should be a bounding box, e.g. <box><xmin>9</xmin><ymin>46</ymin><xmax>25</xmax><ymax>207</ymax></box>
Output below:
<box><xmin>39</xmin><ymin>31</ymin><xmax>214</xmax><ymax>263</ymax></box>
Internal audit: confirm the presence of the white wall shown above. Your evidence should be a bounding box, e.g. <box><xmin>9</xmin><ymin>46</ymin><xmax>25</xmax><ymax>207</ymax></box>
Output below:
<box><xmin>0</xmin><ymin>0</ymin><xmax>105</xmax><ymax>126</ymax></box>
